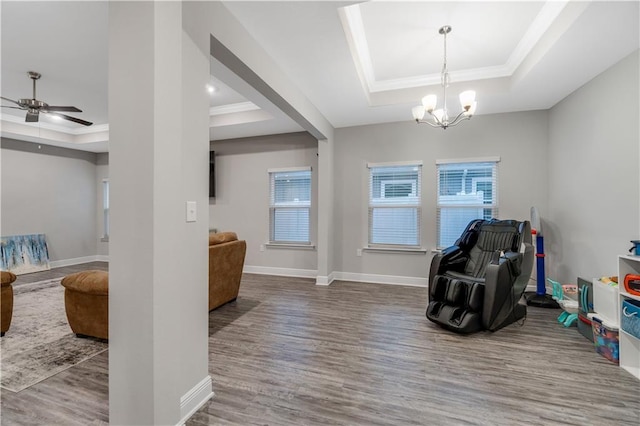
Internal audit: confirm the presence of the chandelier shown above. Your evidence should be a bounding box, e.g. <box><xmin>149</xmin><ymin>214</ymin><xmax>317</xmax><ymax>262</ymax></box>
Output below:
<box><xmin>412</xmin><ymin>25</ymin><xmax>477</xmax><ymax>129</ymax></box>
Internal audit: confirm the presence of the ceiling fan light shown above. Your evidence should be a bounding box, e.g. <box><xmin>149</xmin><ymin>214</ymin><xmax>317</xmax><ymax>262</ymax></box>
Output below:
<box><xmin>421</xmin><ymin>94</ymin><xmax>437</xmax><ymax>112</ymax></box>
<box><xmin>412</xmin><ymin>105</ymin><xmax>426</xmax><ymax>121</ymax></box>
<box><xmin>459</xmin><ymin>90</ymin><xmax>476</xmax><ymax>108</ymax></box>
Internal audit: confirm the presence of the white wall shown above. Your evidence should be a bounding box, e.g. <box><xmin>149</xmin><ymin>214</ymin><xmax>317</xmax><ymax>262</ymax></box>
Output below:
<box><xmin>547</xmin><ymin>49</ymin><xmax>640</xmax><ymax>283</ymax></box>
<box><xmin>1</xmin><ymin>138</ymin><xmax>99</xmax><ymax>263</ymax></box>
<box><xmin>109</xmin><ymin>2</ymin><xmax>211</xmax><ymax>424</ymax></box>
<box><xmin>334</xmin><ymin>111</ymin><xmax>549</xmax><ymax>283</ymax></box>
<box><xmin>210</xmin><ymin>132</ymin><xmax>319</xmax><ymax>274</ymax></box>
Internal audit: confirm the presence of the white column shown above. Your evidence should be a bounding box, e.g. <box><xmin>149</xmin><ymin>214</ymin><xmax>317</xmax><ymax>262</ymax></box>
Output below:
<box><xmin>316</xmin><ymin>137</ymin><xmax>335</xmax><ymax>285</ymax></box>
<box><xmin>109</xmin><ymin>2</ymin><xmax>211</xmax><ymax>424</ymax></box>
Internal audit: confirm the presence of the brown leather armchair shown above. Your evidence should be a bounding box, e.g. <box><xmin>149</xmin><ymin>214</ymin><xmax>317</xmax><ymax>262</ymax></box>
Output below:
<box><xmin>209</xmin><ymin>232</ymin><xmax>246</xmax><ymax>311</ymax></box>
<box><xmin>1</xmin><ymin>271</ymin><xmax>17</xmax><ymax>336</ymax></box>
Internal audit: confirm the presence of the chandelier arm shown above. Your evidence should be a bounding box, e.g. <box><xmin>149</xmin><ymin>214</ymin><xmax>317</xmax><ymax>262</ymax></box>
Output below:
<box><xmin>430</xmin><ymin>111</ymin><xmax>446</xmax><ymax>127</ymax></box>
<box><xmin>447</xmin><ymin>112</ymin><xmax>472</xmax><ymax>127</ymax></box>
<box><xmin>416</xmin><ymin>120</ymin><xmax>444</xmax><ymax>128</ymax></box>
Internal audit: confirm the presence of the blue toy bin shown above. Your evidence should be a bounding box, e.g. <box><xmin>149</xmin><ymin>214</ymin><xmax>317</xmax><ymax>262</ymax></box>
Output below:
<box><xmin>589</xmin><ymin>313</ymin><xmax>619</xmax><ymax>364</ymax></box>
<box><xmin>621</xmin><ymin>299</ymin><xmax>640</xmax><ymax>340</ymax></box>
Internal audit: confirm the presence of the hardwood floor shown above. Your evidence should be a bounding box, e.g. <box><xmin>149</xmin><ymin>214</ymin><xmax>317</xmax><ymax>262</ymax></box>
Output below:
<box><xmin>2</xmin><ymin>265</ymin><xmax>639</xmax><ymax>425</ymax></box>
<box><xmin>1</xmin><ymin>262</ymin><xmax>109</xmax><ymax>426</ymax></box>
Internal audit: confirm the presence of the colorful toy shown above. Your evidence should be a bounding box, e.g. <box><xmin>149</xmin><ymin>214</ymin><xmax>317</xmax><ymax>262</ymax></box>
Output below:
<box><xmin>548</xmin><ymin>278</ymin><xmax>579</xmax><ymax>327</ymax></box>
<box><xmin>524</xmin><ymin>207</ymin><xmax>560</xmax><ymax>308</ymax></box>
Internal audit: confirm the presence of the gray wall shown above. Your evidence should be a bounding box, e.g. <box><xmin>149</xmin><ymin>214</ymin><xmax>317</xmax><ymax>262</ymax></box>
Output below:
<box><xmin>334</xmin><ymin>111</ymin><xmax>549</xmax><ymax>280</ymax></box>
<box><xmin>210</xmin><ymin>132</ymin><xmax>319</xmax><ymax>273</ymax></box>
<box><xmin>1</xmin><ymin>138</ymin><xmax>99</xmax><ymax>263</ymax></box>
<box><xmin>547</xmin><ymin>49</ymin><xmax>640</xmax><ymax>283</ymax></box>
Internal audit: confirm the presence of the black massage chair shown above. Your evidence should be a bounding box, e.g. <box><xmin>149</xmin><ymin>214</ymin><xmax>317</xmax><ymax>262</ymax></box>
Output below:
<box><xmin>426</xmin><ymin>219</ymin><xmax>534</xmax><ymax>334</ymax></box>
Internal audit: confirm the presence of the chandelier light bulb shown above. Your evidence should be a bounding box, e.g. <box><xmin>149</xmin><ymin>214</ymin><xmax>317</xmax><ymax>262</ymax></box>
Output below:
<box><xmin>464</xmin><ymin>101</ymin><xmax>478</xmax><ymax>116</ymax></box>
<box><xmin>421</xmin><ymin>94</ymin><xmax>437</xmax><ymax>112</ymax></box>
<box><xmin>459</xmin><ymin>90</ymin><xmax>476</xmax><ymax>109</ymax></box>
<box><xmin>412</xmin><ymin>105</ymin><xmax>426</xmax><ymax>120</ymax></box>
<box><xmin>433</xmin><ymin>109</ymin><xmax>445</xmax><ymax>123</ymax></box>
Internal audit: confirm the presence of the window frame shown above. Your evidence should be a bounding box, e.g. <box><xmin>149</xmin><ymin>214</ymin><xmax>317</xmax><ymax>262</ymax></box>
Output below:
<box><xmin>367</xmin><ymin>161</ymin><xmax>423</xmax><ymax>249</ymax></box>
<box><xmin>268</xmin><ymin>166</ymin><xmax>312</xmax><ymax>246</ymax></box>
<box><xmin>436</xmin><ymin>157</ymin><xmax>499</xmax><ymax>249</ymax></box>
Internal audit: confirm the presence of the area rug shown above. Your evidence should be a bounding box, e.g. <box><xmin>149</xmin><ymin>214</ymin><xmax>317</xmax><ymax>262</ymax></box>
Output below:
<box><xmin>0</xmin><ymin>278</ymin><xmax>108</xmax><ymax>392</ymax></box>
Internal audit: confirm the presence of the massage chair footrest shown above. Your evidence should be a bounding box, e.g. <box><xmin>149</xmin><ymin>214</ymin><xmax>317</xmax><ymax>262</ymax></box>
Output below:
<box><xmin>427</xmin><ymin>274</ymin><xmax>486</xmax><ymax>333</ymax></box>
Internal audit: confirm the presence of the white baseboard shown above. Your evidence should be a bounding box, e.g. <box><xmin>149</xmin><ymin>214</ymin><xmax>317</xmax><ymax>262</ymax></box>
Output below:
<box><xmin>243</xmin><ymin>266</ymin><xmax>426</xmax><ymax>287</ymax></box>
<box><xmin>49</xmin><ymin>255</ymin><xmax>109</xmax><ymax>268</ymax></box>
<box><xmin>333</xmin><ymin>271</ymin><xmax>428</xmax><ymax>287</ymax></box>
<box><xmin>316</xmin><ymin>272</ymin><xmax>334</xmax><ymax>286</ymax></box>
<box><xmin>243</xmin><ymin>265</ymin><xmax>317</xmax><ymax>279</ymax></box>
<box><xmin>177</xmin><ymin>375</ymin><xmax>214</xmax><ymax>426</ymax></box>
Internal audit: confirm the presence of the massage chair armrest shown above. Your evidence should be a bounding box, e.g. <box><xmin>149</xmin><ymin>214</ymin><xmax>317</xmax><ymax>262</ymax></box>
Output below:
<box><xmin>428</xmin><ymin>245</ymin><xmax>468</xmax><ymax>285</ymax></box>
<box><xmin>482</xmin><ymin>250</ymin><xmax>523</xmax><ymax>329</ymax></box>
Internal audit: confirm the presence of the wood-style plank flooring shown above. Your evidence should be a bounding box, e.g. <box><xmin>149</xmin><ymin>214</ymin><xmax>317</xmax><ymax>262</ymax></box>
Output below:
<box><xmin>1</xmin><ymin>262</ymin><xmax>109</xmax><ymax>426</ymax></box>
<box><xmin>1</xmin><ymin>264</ymin><xmax>639</xmax><ymax>425</ymax></box>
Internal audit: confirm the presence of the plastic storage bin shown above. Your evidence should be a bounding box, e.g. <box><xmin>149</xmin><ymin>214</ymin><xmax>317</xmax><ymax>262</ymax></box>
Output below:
<box><xmin>589</xmin><ymin>313</ymin><xmax>620</xmax><ymax>364</ymax></box>
<box><xmin>593</xmin><ymin>278</ymin><xmax>619</xmax><ymax>325</ymax></box>
<box><xmin>621</xmin><ymin>299</ymin><xmax>640</xmax><ymax>340</ymax></box>
<box><xmin>578</xmin><ymin>313</ymin><xmax>594</xmax><ymax>342</ymax></box>
<box><xmin>577</xmin><ymin>277</ymin><xmax>594</xmax><ymax>341</ymax></box>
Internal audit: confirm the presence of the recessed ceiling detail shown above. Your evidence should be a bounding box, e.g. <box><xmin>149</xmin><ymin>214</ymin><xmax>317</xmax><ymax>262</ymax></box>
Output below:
<box><xmin>210</xmin><ymin>101</ymin><xmax>260</xmax><ymax>116</ymax></box>
<box><xmin>339</xmin><ymin>1</ymin><xmax>569</xmax><ymax>96</ymax></box>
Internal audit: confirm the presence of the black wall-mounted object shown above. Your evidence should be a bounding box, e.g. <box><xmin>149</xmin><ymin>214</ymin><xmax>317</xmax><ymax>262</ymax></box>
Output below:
<box><xmin>209</xmin><ymin>151</ymin><xmax>215</xmax><ymax>198</ymax></box>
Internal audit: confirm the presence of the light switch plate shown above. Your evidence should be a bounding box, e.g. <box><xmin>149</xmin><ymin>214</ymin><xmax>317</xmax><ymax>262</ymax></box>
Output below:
<box><xmin>186</xmin><ymin>201</ymin><xmax>197</xmax><ymax>222</ymax></box>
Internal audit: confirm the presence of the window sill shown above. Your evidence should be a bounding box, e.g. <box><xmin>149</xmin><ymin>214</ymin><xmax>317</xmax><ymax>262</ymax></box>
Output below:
<box><xmin>363</xmin><ymin>246</ymin><xmax>428</xmax><ymax>254</ymax></box>
<box><xmin>265</xmin><ymin>243</ymin><xmax>316</xmax><ymax>250</ymax></box>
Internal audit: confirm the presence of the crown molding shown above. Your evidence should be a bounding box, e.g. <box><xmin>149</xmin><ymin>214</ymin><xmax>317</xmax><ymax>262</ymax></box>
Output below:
<box><xmin>209</xmin><ymin>101</ymin><xmax>260</xmax><ymax>116</ymax></box>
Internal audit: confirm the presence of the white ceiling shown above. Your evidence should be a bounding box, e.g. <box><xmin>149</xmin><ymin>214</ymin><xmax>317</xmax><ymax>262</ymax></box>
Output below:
<box><xmin>1</xmin><ymin>1</ymin><xmax>638</xmax><ymax>153</ymax></box>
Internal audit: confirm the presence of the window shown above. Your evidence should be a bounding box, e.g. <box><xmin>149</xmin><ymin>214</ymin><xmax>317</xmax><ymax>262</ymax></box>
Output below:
<box><xmin>269</xmin><ymin>167</ymin><xmax>312</xmax><ymax>244</ymax></box>
<box><xmin>102</xmin><ymin>179</ymin><xmax>109</xmax><ymax>241</ymax></box>
<box><xmin>437</xmin><ymin>159</ymin><xmax>499</xmax><ymax>248</ymax></box>
<box><xmin>368</xmin><ymin>162</ymin><xmax>422</xmax><ymax>247</ymax></box>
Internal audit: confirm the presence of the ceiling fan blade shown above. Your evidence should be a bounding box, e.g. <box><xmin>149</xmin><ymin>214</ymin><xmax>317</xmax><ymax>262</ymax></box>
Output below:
<box><xmin>26</xmin><ymin>111</ymin><xmax>39</xmax><ymax>122</ymax></box>
<box><xmin>45</xmin><ymin>105</ymin><xmax>82</xmax><ymax>113</ymax></box>
<box><xmin>48</xmin><ymin>112</ymin><xmax>93</xmax><ymax>126</ymax></box>
<box><xmin>1</xmin><ymin>106</ymin><xmax>24</xmax><ymax>109</ymax></box>
<box><xmin>1</xmin><ymin>96</ymin><xmax>22</xmax><ymax>106</ymax></box>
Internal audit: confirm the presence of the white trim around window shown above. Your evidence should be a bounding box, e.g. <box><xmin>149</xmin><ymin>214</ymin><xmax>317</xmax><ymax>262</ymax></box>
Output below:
<box><xmin>436</xmin><ymin>158</ymin><xmax>499</xmax><ymax>249</ymax></box>
<box><xmin>367</xmin><ymin>161</ymin><xmax>423</xmax><ymax>249</ymax></box>
<box><xmin>268</xmin><ymin>167</ymin><xmax>312</xmax><ymax>246</ymax></box>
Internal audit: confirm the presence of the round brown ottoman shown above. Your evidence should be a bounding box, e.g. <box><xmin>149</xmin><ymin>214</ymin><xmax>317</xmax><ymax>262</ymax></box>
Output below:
<box><xmin>1</xmin><ymin>271</ymin><xmax>17</xmax><ymax>337</ymax></box>
<box><xmin>61</xmin><ymin>270</ymin><xmax>108</xmax><ymax>340</ymax></box>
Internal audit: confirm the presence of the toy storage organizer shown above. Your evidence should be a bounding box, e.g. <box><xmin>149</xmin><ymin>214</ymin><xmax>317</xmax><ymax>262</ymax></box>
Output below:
<box><xmin>577</xmin><ymin>277</ymin><xmax>594</xmax><ymax>342</ymax></box>
<box><xmin>593</xmin><ymin>277</ymin><xmax>619</xmax><ymax>324</ymax></box>
<box><xmin>617</xmin><ymin>255</ymin><xmax>640</xmax><ymax>379</ymax></box>
<box><xmin>621</xmin><ymin>299</ymin><xmax>640</xmax><ymax>339</ymax></box>
<box><xmin>589</xmin><ymin>313</ymin><xmax>619</xmax><ymax>364</ymax></box>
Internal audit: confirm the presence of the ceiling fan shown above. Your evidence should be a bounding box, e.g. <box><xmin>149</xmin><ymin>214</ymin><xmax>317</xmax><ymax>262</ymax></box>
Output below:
<box><xmin>1</xmin><ymin>71</ymin><xmax>93</xmax><ymax>126</ymax></box>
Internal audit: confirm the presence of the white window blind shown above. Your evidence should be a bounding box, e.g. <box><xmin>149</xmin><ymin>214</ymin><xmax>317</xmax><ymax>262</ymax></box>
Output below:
<box><xmin>437</xmin><ymin>160</ymin><xmax>498</xmax><ymax>248</ymax></box>
<box><xmin>269</xmin><ymin>168</ymin><xmax>311</xmax><ymax>244</ymax></box>
<box><xmin>368</xmin><ymin>163</ymin><xmax>422</xmax><ymax>247</ymax></box>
